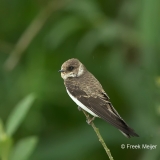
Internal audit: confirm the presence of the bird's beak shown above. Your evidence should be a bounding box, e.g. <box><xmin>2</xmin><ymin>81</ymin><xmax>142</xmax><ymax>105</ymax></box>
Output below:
<box><xmin>58</xmin><ymin>69</ymin><xmax>65</xmax><ymax>72</ymax></box>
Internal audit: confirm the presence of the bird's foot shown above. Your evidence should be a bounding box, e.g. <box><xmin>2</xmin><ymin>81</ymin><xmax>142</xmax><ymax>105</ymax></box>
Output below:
<box><xmin>86</xmin><ymin>116</ymin><xmax>95</xmax><ymax>125</ymax></box>
<box><xmin>77</xmin><ymin>106</ymin><xmax>82</xmax><ymax>111</ymax></box>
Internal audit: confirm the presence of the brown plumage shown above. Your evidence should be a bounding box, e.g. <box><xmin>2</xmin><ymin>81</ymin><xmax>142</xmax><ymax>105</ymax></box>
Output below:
<box><xmin>59</xmin><ymin>58</ymin><xmax>139</xmax><ymax>138</ymax></box>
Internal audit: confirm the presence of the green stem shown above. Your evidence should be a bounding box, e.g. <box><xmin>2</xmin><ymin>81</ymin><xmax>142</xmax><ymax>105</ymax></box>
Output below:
<box><xmin>82</xmin><ymin>110</ymin><xmax>114</xmax><ymax>160</ymax></box>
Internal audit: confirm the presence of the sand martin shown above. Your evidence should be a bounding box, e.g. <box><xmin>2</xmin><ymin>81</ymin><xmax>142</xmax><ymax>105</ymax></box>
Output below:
<box><xmin>59</xmin><ymin>58</ymin><xmax>139</xmax><ymax>138</ymax></box>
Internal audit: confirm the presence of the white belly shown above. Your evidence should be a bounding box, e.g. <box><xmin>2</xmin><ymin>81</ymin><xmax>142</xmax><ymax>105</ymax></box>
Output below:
<box><xmin>66</xmin><ymin>88</ymin><xmax>98</xmax><ymax>117</ymax></box>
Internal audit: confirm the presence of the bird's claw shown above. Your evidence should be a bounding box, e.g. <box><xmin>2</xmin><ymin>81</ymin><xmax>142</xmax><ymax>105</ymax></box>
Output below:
<box><xmin>77</xmin><ymin>106</ymin><xmax>82</xmax><ymax>111</ymax></box>
<box><xmin>86</xmin><ymin>117</ymin><xmax>95</xmax><ymax>125</ymax></box>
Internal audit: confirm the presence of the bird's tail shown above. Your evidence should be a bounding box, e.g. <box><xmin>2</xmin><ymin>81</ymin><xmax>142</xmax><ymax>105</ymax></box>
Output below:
<box><xmin>118</xmin><ymin>121</ymin><xmax>139</xmax><ymax>138</ymax></box>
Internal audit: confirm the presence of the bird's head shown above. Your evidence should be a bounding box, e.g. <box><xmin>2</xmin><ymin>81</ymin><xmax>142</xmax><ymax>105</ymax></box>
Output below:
<box><xmin>59</xmin><ymin>58</ymin><xmax>85</xmax><ymax>80</ymax></box>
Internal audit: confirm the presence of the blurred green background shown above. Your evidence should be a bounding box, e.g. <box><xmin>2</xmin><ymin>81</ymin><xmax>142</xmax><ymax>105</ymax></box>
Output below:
<box><xmin>0</xmin><ymin>0</ymin><xmax>160</xmax><ymax>159</ymax></box>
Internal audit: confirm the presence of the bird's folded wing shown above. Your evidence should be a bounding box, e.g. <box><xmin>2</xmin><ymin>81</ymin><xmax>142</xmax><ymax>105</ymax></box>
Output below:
<box><xmin>66</xmin><ymin>84</ymin><xmax>134</xmax><ymax>134</ymax></box>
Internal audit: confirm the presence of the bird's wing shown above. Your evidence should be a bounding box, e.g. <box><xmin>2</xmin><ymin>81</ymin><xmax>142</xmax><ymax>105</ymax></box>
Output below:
<box><xmin>66</xmin><ymin>83</ymin><xmax>139</xmax><ymax>138</ymax></box>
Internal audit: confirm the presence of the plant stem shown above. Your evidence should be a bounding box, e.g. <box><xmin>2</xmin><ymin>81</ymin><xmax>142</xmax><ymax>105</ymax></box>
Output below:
<box><xmin>82</xmin><ymin>110</ymin><xmax>114</xmax><ymax>160</ymax></box>
<box><xmin>4</xmin><ymin>0</ymin><xmax>71</xmax><ymax>71</ymax></box>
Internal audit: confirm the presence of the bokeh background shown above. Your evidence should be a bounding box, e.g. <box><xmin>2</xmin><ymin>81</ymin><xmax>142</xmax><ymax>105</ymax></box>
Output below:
<box><xmin>0</xmin><ymin>0</ymin><xmax>160</xmax><ymax>159</ymax></box>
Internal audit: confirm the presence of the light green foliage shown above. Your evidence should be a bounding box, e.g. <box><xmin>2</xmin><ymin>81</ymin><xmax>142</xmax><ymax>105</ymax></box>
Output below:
<box><xmin>6</xmin><ymin>94</ymin><xmax>36</xmax><ymax>136</ymax></box>
<box><xmin>0</xmin><ymin>120</ymin><xmax>12</xmax><ymax>160</ymax></box>
<box><xmin>0</xmin><ymin>95</ymin><xmax>38</xmax><ymax>160</ymax></box>
<box><xmin>9</xmin><ymin>136</ymin><xmax>38</xmax><ymax>160</ymax></box>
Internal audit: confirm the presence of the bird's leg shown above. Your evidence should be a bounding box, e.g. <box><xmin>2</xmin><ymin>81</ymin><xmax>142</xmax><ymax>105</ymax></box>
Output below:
<box><xmin>77</xmin><ymin>106</ymin><xmax>82</xmax><ymax>111</ymax></box>
<box><xmin>86</xmin><ymin>116</ymin><xmax>95</xmax><ymax>125</ymax></box>
<box><xmin>79</xmin><ymin>107</ymin><xmax>96</xmax><ymax>124</ymax></box>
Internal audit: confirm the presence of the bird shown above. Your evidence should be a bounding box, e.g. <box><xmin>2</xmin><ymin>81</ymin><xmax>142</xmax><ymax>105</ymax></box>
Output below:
<box><xmin>59</xmin><ymin>58</ymin><xmax>139</xmax><ymax>138</ymax></box>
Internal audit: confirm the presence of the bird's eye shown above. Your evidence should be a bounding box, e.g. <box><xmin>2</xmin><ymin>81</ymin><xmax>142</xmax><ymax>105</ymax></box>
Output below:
<box><xmin>68</xmin><ymin>66</ymin><xmax>74</xmax><ymax>71</ymax></box>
